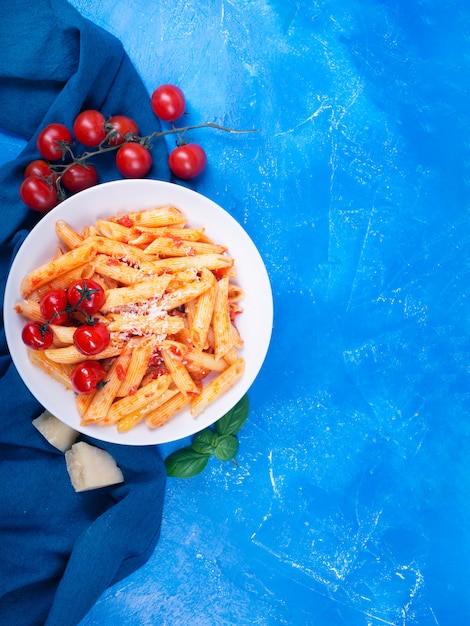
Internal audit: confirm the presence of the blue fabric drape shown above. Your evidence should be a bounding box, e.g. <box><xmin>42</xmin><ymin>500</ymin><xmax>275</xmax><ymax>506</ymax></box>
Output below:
<box><xmin>0</xmin><ymin>1</ymin><xmax>169</xmax><ymax>624</ymax></box>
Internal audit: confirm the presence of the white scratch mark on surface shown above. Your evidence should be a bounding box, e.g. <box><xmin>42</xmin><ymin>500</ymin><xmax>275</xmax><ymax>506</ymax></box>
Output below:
<box><xmin>274</xmin><ymin>100</ymin><xmax>332</xmax><ymax>137</ymax></box>
<box><xmin>268</xmin><ymin>450</ymin><xmax>281</xmax><ymax>498</ymax></box>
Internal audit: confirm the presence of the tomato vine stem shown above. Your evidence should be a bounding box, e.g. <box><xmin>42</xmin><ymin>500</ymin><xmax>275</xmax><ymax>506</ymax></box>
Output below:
<box><xmin>50</xmin><ymin>121</ymin><xmax>257</xmax><ymax>193</ymax></box>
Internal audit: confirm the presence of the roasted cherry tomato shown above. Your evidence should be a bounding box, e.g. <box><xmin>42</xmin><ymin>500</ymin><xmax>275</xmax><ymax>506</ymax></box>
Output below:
<box><xmin>20</xmin><ymin>176</ymin><xmax>58</xmax><ymax>212</ymax></box>
<box><xmin>22</xmin><ymin>322</ymin><xmax>53</xmax><ymax>350</ymax></box>
<box><xmin>168</xmin><ymin>143</ymin><xmax>207</xmax><ymax>179</ymax></box>
<box><xmin>40</xmin><ymin>289</ymin><xmax>69</xmax><ymax>325</ymax></box>
<box><xmin>67</xmin><ymin>279</ymin><xmax>106</xmax><ymax>315</ymax></box>
<box><xmin>106</xmin><ymin>115</ymin><xmax>139</xmax><ymax>146</ymax></box>
<box><xmin>70</xmin><ymin>360</ymin><xmax>107</xmax><ymax>394</ymax></box>
<box><xmin>73</xmin><ymin>322</ymin><xmax>110</xmax><ymax>356</ymax></box>
<box><xmin>116</xmin><ymin>143</ymin><xmax>152</xmax><ymax>178</ymax></box>
<box><xmin>151</xmin><ymin>84</ymin><xmax>186</xmax><ymax>122</ymax></box>
<box><xmin>37</xmin><ymin>123</ymin><xmax>73</xmax><ymax>161</ymax></box>
<box><xmin>73</xmin><ymin>110</ymin><xmax>107</xmax><ymax>147</ymax></box>
<box><xmin>62</xmin><ymin>163</ymin><xmax>98</xmax><ymax>192</ymax></box>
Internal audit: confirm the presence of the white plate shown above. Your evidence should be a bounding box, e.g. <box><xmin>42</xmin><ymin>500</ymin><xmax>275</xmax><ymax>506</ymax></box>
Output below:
<box><xmin>4</xmin><ymin>179</ymin><xmax>273</xmax><ymax>445</ymax></box>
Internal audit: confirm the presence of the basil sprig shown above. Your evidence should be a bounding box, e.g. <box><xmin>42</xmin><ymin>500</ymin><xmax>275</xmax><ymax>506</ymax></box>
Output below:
<box><xmin>164</xmin><ymin>394</ymin><xmax>249</xmax><ymax>478</ymax></box>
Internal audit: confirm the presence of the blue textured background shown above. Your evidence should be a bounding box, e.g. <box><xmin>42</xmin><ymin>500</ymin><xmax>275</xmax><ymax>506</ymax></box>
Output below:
<box><xmin>2</xmin><ymin>1</ymin><xmax>469</xmax><ymax>624</ymax></box>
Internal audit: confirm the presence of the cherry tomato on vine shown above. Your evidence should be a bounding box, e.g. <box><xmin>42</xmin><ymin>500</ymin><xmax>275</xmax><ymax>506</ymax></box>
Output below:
<box><xmin>24</xmin><ymin>159</ymin><xmax>57</xmax><ymax>183</ymax></box>
<box><xmin>168</xmin><ymin>143</ymin><xmax>207</xmax><ymax>179</ymax></box>
<box><xmin>151</xmin><ymin>84</ymin><xmax>186</xmax><ymax>122</ymax></box>
<box><xmin>73</xmin><ymin>110</ymin><xmax>107</xmax><ymax>147</ymax></box>
<box><xmin>67</xmin><ymin>279</ymin><xmax>106</xmax><ymax>315</ymax></box>
<box><xmin>116</xmin><ymin>143</ymin><xmax>152</xmax><ymax>178</ymax></box>
<box><xmin>22</xmin><ymin>322</ymin><xmax>53</xmax><ymax>350</ymax></box>
<box><xmin>73</xmin><ymin>322</ymin><xmax>110</xmax><ymax>356</ymax></box>
<box><xmin>106</xmin><ymin>115</ymin><xmax>139</xmax><ymax>146</ymax></box>
<box><xmin>40</xmin><ymin>289</ymin><xmax>69</xmax><ymax>325</ymax></box>
<box><xmin>37</xmin><ymin>123</ymin><xmax>73</xmax><ymax>161</ymax></box>
<box><xmin>62</xmin><ymin>163</ymin><xmax>98</xmax><ymax>193</ymax></box>
<box><xmin>70</xmin><ymin>360</ymin><xmax>107</xmax><ymax>394</ymax></box>
<box><xmin>20</xmin><ymin>176</ymin><xmax>58</xmax><ymax>212</ymax></box>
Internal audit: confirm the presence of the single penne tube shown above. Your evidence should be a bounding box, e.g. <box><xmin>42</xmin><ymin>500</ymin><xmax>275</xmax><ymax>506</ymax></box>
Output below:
<box><xmin>20</xmin><ymin>240</ymin><xmax>96</xmax><ymax>297</ymax></box>
<box><xmin>14</xmin><ymin>300</ymin><xmax>44</xmax><ymax>323</ymax></box>
<box><xmin>30</xmin><ymin>264</ymin><xmax>94</xmax><ymax>301</ymax></box>
<box><xmin>126</xmin><ymin>232</ymin><xmax>159</xmax><ymax>247</ymax></box>
<box><xmin>140</xmin><ymin>253</ymin><xmax>233</xmax><ymax>275</ymax></box>
<box><xmin>44</xmin><ymin>343</ymin><xmax>122</xmax><ymax>364</ymax></box>
<box><xmin>161</xmin><ymin>342</ymin><xmax>200</xmax><ymax>395</ymax></box>
<box><xmin>27</xmin><ymin>349</ymin><xmax>74</xmax><ymax>390</ymax></box>
<box><xmin>96</xmin><ymin>220</ymin><xmax>134</xmax><ymax>242</ymax></box>
<box><xmin>85</xmin><ymin>236</ymin><xmax>154</xmax><ymax>266</ymax></box>
<box><xmin>102</xmin><ymin>275</ymin><xmax>173</xmax><ymax>311</ymax></box>
<box><xmin>91</xmin><ymin>272</ymin><xmax>119</xmax><ymax>290</ymax></box>
<box><xmin>120</xmin><ymin>206</ymin><xmax>187</xmax><ymax>228</ymax></box>
<box><xmin>117</xmin><ymin>385</ymin><xmax>178</xmax><ymax>432</ymax></box>
<box><xmin>212</xmin><ymin>276</ymin><xmax>232</xmax><ymax>360</ymax></box>
<box><xmin>92</xmin><ymin>254</ymin><xmax>143</xmax><ymax>286</ymax></box>
<box><xmin>228</xmin><ymin>284</ymin><xmax>245</xmax><ymax>302</ymax></box>
<box><xmin>55</xmin><ymin>220</ymin><xmax>84</xmax><ymax>250</ymax></box>
<box><xmin>138</xmin><ymin>226</ymin><xmax>206</xmax><ymax>240</ymax></box>
<box><xmin>49</xmin><ymin>324</ymin><xmax>75</xmax><ymax>346</ymax></box>
<box><xmin>116</xmin><ymin>335</ymin><xmax>157</xmax><ymax>396</ymax></box>
<box><xmin>76</xmin><ymin>390</ymin><xmax>95</xmax><ymax>419</ymax></box>
<box><xmin>190</xmin><ymin>358</ymin><xmax>245</xmax><ymax>418</ymax></box>
<box><xmin>190</xmin><ymin>269</ymin><xmax>217</xmax><ymax>350</ymax></box>
<box><xmin>160</xmin><ymin>267</ymin><xmax>214</xmax><ymax>311</ymax></box>
<box><xmin>81</xmin><ymin>350</ymin><xmax>135</xmax><ymax>424</ymax></box>
<box><xmin>184</xmin><ymin>347</ymin><xmax>230</xmax><ymax>373</ymax></box>
<box><xmin>105</xmin><ymin>312</ymin><xmax>185</xmax><ymax>336</ymax></box>
<box><xmin>145</xmin><ymin>390</ymin><xmax>191</xmax><ymax>429</ymax></box>
<box><xmin>143</xmin><ymin>236</ymin><xmax>227</xmax><ymax>257</ymax></box>
<box><xmin>100</xmin><ymin>374</ymin><xmax>172</xmax><ymax>426</ymax></box>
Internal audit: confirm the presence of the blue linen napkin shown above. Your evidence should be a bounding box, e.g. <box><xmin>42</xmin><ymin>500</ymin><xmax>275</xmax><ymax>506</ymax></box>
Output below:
<box><xmin>0</xmin><ymin>1</ymin><xmax>170</xmax><ymax>624</ymax></box>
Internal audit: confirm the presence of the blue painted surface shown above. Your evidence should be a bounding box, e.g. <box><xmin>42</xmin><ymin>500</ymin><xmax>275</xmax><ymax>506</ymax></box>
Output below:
<box><xmin>2</xmin><ymin>1</ymin><xmax>470</xmax><ymax>624</ymax></box>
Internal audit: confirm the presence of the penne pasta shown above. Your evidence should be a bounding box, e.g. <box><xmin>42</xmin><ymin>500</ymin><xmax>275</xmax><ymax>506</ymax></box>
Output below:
<box><xmin>190</xmin><ymin>358</ymin><xmax>245</xmax><ymax>417</ymax></box>
<box><xmin>116</xmin><ymin>335</ymin><xmax>157</xmax><ymax>397</ymax></box>
<box><xmin>55</xmin><ymin>220</ymin><xmax>84</xmax><ymax>250</ymax></box>
<box><xmin>212</xmin><ymin>277</ymin><xmax>233</xmax><ymax>360</ymax></box>
<box><xmin>15</xmin><ymin>205</ymin><xmax>245</xmax><ymax>434</ymax></box>
<box><xmin>119</xmin><ymin>206</ymin><xmax>186</xmax><ymax>228</ymax></box>
<box><xmin>145</xmin><ymin>390</ymin><xmax>191</xmax><ymax>429</ymax></box>
<box><xmin>20</xmin><ymin>240</ymin><xmax>96</xmax><ymax>297</ymax></box>
<box><xmin>102</xmin><ymin>275</ymin><xmax>173</xmax><ymax>310</ymax></box>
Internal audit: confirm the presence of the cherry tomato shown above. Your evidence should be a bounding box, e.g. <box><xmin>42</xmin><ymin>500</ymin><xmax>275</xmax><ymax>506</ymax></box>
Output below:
<box><xmin>106</xmin><ymin>115</ymin><xmax>139</xmax><ymax>146</ymax></box>
<box><xmin>116</xmin><ymin>143</ymin><xmax>152</xmax><ymax>178</ymax></box>
<box><xmin>70</xmin><ymin>360</ymin><xmax>107</xmax><ymax>394</ymax></box>
<box><xmin>73</xmin><ymin>110</ymin><xmax>107</xmax><ymax>147</ymax></box>
<box><xmin>67</xmin><ymin>279</ymin><xmax>106</xmax><ymax>315</ymax></box>
<box><xmin>40</xmin><ymin>289</ymin><xmax>69</xmax><ymax>325</ymax></box>
<box><xmin>24</xmin><ymin>159</ymin><xmax>58</xmax><ymax>183</ymax></box>
<box><xmin>151</xmin><ymin>84</ymin><xmax>186</xmax><ymax>122</ymax></box>
<box><xmin>168</xmin><ymin>143</ymin><xmax>207</xmax><ymax>179</ymax></box>
<box><xmin>22</xmin><ymin>322</ymin><xmax>53</xmax><ymax>350</ymax></box>
<box><xmin>73</xmin><ymin>322</ymin><xmax>110</xmax><ymax>356</ymax></box>
<box><xmin>62</xmin><ymin>163</ymin><xmax>98</xmax><ymax>193</ymax></box>
<box><xmin>37</xmin><ymin>123</ymin><xmax>73</xmax><ymax>161</ymax></box>
<box><xmin>20</xmin><ymin>176</ymin><xmax>58</xmax><ymax>212</ymax></box>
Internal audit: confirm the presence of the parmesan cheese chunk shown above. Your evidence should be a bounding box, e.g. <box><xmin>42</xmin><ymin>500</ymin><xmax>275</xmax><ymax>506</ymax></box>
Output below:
<box><xmin>65</xmin><ymin>441</ymin><xmax>124</xmax><ymax>492</ymax></box>
<box><xmin>33</xmin><ymin>410</ymin><xmax>79</xmax><ymax>452</ymax></box>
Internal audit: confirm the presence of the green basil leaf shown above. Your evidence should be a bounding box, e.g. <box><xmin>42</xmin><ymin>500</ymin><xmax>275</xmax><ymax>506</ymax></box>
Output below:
<box><xmin>165</xmin><ymin>447</ymin><xmax>210</xmax><ymax>478</ymax></box>
<box><xmin>214</xmin><ymin>394</ymin><xmax>250</xmax><ymax>436</ymax></box>
<box><xmin>214</xmin><ymin>434</ymin><xmax>239</xmax><ymax>461</ymax></box>
<box><xmin>192</xmin><ymin>428</ymin><xmax>218</xmax><ymax>455</ymax></box>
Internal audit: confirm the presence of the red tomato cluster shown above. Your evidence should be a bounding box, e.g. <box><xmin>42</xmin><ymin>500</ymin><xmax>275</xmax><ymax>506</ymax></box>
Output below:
<box><xmin>20</xmin><ymin>84</ymin><xmax>208</xmax><ymax>212</ymax></box>
<box><xmin>21</xmin><ymin>279</ymin><xmax>111</xmax><ymax>393</ymax></box>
